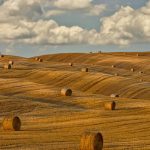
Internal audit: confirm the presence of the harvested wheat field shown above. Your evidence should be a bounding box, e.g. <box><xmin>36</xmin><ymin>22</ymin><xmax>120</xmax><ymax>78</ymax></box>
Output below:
<box><xmin>0</xmin><ymin>52</ymin><xmax>150</xmax><ymax>150</ymax></box>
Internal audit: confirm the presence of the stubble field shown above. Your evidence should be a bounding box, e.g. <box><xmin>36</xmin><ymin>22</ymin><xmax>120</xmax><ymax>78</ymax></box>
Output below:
<box><xmin>0</xmin><ymin>52</ymin><xmax>150</xmax><ymax>150</ymax></box>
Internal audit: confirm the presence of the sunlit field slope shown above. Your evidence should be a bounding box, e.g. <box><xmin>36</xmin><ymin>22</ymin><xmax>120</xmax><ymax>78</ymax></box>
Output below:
<box><xmin>0</xmin><ymin>52</ymin><xmax>150</xmax><ymax>150</ymax></box>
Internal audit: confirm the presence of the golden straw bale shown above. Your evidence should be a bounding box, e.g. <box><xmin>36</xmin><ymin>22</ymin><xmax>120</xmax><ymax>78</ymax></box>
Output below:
<box><xmin>38</xmin><ymin>58</ymin><xmax>43</xmax><ymax>62</ymax></box>
<box><xmin>114</xmin><ymin>73</ymin><xmax>118</xmax><ymax>76</ymax></box>
<box><xmin>110</xmin><ymin>94</ymin><xmax>119</xmax><ymax>98</ymax></box>
<box><xmin>131</xmin><ymin>68</ymin><xmax>134</xmax><ymax>72</ymax></box>
<box><xmin>35</xmin><ymin>57</ymin><xmax>39</xmax><ymax>61</ymax></box>
<box><xmin>69</xmin><ymin>63</ymin><xmax>73</xmax><ymax>66</ymax></box>
<box><xmin>2</xmin><ymin>116</ymin><xmax>21</xmax><ymax>131</ymax></box>
<box><xmin>81</xmin><ymin>68</ymin><xmax>88</xmax><ymax>72</ymax></box>
<box><xmin>104</xmin><ymin>101</ymin><xmax>116</xmax><ymax>110</ymax></box>
<box><xmin>9</xmin><ymin>60</ymin><xmax>14</xmax><ymax>65</ymax></box>
<box><xmin>139</xmin><ymin>71</ymin><xmax>143</xmax><ymax>74</ymax></box>
<box><xmin>112</xmin><ymin>65</ymin><xmax>115</xmax><ymax>68</ymax></box>
<box><xmin>80</xmin><ymin>132</ymin><xmax>103</xmax><ymax>150</ymax></box>
<box><xmin>61</xmin><ymin>88</ymin><xmax>72</xmax><ymax>96</ymax></box>
<box><xmin>0</xmin><ymin>55</ymin><xmax>4</xmax><ymax>58</ymax></box>
<box><xmin>4</xmin><ymin>64</ymin><xmax>11</xmax><ymax>69</ymax></box>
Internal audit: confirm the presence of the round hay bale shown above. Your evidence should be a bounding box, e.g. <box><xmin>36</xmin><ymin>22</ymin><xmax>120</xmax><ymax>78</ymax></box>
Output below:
<box><xmin>110</xmin><ymin>94</ymin><xmax>119</xmax><ymax>98</ymax></box>
<box><xmin>4</xmin><ymin>64</ymin><xmax>11</xmax><ymax>69</ymax></box>
<box><xmin>104</xmin><ymin>101</ymin><xmax>116</xmax><ymax>110</ymax></box>
<box><xmin>80</xmin><ymin>132</ymin><xmax>103</xmax><ymax>150</ymax></box>
<box><xmin>69</xmin><ymin>63</ymin><xmax>73</xmax><ymax>66</ymax></box>
<box><xmin>139</xmin><ymin>71</ymin><xmax>143</xmax><ymax>74</ymax></box>
<box><xmin>131</xmin><ymin>68</ymin><xmax>134</xmax><ymax>72</ymax></box>
<box><xmin>35</xmin><ymin>57</ymin><xmax>39</xmax><ymax>61</ymax></box>
<box><xmin>9</xmin><ymin>60</ymin><xmax>14</xmax><ymax>65</ymax></box>
<box><xmin>2</xmin><ymin>116</ymin><xmax>21</xmax><ymax>131</ymax></box>
<box><xmin>114</xmin><ymin>73</ymin><xmax>118</xmax><ymax>76</ymax></box>
<box><xmin>81</xmin><ymin>68</ymin><xmax>88</xmax><ymax>72</ymax></box>
<box><xmin>0</xmin><ymin>55</ymin><xmax>4</xmax><ymax>58</ymax></box>
<box><xmin>136</xmin><ymin>53</ymin><xmax>139</xmax><ymax>56</ymax></box>
<box><xmin>38</xmin><ymin>58</ymin><xmax>43</xmax><ymax>62</ymax></box>
<box><xmin>61</xmin><ymin>88</ymin><xmax>72</xmax><ymax>96</ymax></box>
<box><xmin>112</xmin><ymin>65</ymin><xmax>115</xmax><ymax>68</ymax></box>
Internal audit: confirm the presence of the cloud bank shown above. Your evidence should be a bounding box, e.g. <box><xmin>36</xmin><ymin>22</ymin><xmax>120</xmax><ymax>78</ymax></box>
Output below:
<box><xmin>0</xmin><ymin>0</ymin><xmax>150</xmax><ymax>46</ymax></box>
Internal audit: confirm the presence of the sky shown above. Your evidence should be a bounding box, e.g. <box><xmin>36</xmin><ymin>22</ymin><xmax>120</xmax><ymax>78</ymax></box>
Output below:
<box><xmin>0</xmin><ymin>0</ymin><xmax>150</xmax><ymax>57</ymax></box>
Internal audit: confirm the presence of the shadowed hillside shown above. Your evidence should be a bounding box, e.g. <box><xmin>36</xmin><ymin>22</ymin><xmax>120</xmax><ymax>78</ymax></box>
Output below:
<box><xmin>0</xmin><ymin>52</ymin><xmax>150</xmax><ymax>150</ymax></box>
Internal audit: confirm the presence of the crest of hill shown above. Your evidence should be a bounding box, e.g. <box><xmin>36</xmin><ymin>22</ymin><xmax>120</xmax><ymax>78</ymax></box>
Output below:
<box><xmin>31</xmin><ymin>52</ymin><xmax>150</xmax><ymax>72</ymax></box>
<box><xmin>0</xmin><ymin>55</ymin><xmax>26</xmax><ymax>61</ymax></box>
<box><xmin>32</xmin><ymin>52</ymin><xmax>150</xmax><ymax>63</ymax></box>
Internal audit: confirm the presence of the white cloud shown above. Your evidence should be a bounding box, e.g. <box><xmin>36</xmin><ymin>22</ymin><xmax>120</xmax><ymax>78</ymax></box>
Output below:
<box><xmin>89</xmin><ymin>4</ymin><xmax>106</xmax><ymax>16</ymax></box>
<box><xmin>0</xmin><ymin>0</ymin><xmax>66</xmax><ymax>21</ymax></box>
<box><xmin>100</xmin><ymin>2</ymin><xmax>150</xmax><ymax>45</ymax></box>
<box><xmin>0</xmin><ymin>0</ymin><xmax>149</xmax><ymax>46</ymax></box>
<box><xmin>53</xmin><ymin>0</ymin><xmax>106</xmax><ymax>16</ymax></box>
<box><xmin>53</xmin><ymin>0</ymin><xmax>92</xmax><ymax>10</ymax></box>
<box><xmin>0</xmin><ymin>0</ymin><xmax>43</xmax><ymax>20</ymax></box>
<box><xmin>141</xmin><ymin>1</ymin><xmax>150</xmax><ymax>14</ymax></box>
<box><xmin>0</xmin><ymin>19</ymin><xmax>102</xmax><ymax>45</ymax></box>
<box><xmin>0</xmin><ymin>22</ymin><xmax>35</xmax><ymax>42</ymax></box>
<box><xmin>16</xmin><ymin>20</ymin><xmax>93</xmax><ymax>44</ymax></box>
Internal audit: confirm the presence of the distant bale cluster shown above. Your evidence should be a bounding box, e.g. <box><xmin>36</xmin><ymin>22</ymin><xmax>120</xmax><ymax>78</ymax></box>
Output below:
<box><xmin>35</xmin><ymin>57</ymin><xmax>43</xmax><ymax>62</ymax></box>
<box><xmin>2</xmin><ymin>116</ymin><xmax>21</xmax><ymax>131</ymax></box>
<box><xmin>0</xmin><ymin>53</ymin><xmax>14</xmax><ymax>69</ymax></box>
<box><xmin>80</xmin><ymin>132</ymin><xmax>103</xmax><ymax>150</ymax></box>
<box><xmin>3</xmin><ymin>60</ymin><xmax>14</xmax><ymax>69</ymax></box>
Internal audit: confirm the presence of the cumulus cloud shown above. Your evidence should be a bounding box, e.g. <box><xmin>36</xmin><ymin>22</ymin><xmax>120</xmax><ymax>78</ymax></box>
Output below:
<box><xmin>0</xmin><ymin>19</ymin><xmax>104</xmax><ymax>45</ymax></box>
<box><xmin>0</xmin><ymin>0</ymin><xmax>149</xmax><ymax>46</ymax></box>
<box><xmin>0</xmin><ymin>22</ymin><xmax>33</xmax><ymax>41</ymax></box>
<box><xmin>53</xmin><ymin>0</ymin><xmax>92</xmax><ymax>10</ymax></box>
<box><xmin>0</xmin><ymin>0</ymin><xmax>66</xmax><ymax>21</ymax></box>
<box><xmin>100</xmin><ymin>2</ymin><xmax>150</xmax><ymax>45</ymax></box>
<box><xmin>89</xmin><ymin>4</ymin><xmax>106</xmax><ymax>16</ymax></box>
<box><xmin>0</xmin><ymin>19</ymin><xmax>93</xmax><ymax>44</ymax></box>
<box><xmin>0</xmin><ymin>0</ymin><xmax>43</xmax><ymax>20</ymax></box>
<box><xmin>53</xmin><ymin>0</ymin><xmax>106</xmax><ymax>16</ymax></box>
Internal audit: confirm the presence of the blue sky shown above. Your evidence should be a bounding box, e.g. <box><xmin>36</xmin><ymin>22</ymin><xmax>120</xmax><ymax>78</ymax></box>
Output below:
<box><xmin>0</xmin><ymin>0</ymin><xmax>149</xmax><ymax>57</ymax></box>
